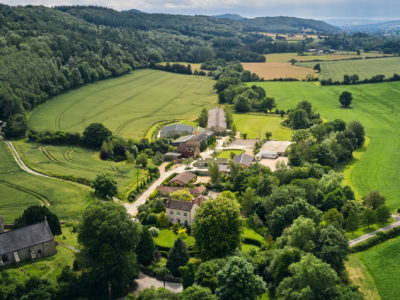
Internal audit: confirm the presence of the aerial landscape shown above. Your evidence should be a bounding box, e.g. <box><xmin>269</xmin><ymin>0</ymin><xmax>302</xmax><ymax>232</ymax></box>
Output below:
<box><xmin>0</xmin><ymin>0</ymin><xmax>400</xmax><ymax>299</ymax></box>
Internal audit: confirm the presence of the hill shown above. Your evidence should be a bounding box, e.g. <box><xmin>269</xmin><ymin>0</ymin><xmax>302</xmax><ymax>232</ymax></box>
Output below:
<box><xmin>342</xmin><ymin>20</ymin><xmax>400</xmax><ymax>33</ymax></box>
<box><xmin>212</xmin><ymin>14</ymin><xmax>246</xmax><ymax>20</ymax></box>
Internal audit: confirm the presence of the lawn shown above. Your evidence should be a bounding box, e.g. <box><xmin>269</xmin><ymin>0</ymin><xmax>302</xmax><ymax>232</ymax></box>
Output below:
<box><xmin>217</xmin><ymin>149</ymin><xmax>244</xmax><ymax>159</ymax></box>
<box><xmin>249</xmin><ymin>81</ymin><xmax>400</xmax><ymax>209</ymax></box>
<box><xmin>28</xmin><ymin>69</ymin><xmax>217</xmax><ymax>140</ymax></box>
<box><xmin>348</xmin><ymin>235</ymin><xmax>400</xmax><ymax>299</ymax></box>
<box><xmin>154</xmin><ymin>229</ymin><xmax>195</xmax><ymax>249</ymax></box>
<box><xmin>0</xmin><ymin>244</ymin><xmax>75</xmax><ymax>288</ymax></box>
<box><xmin>299</xmin><ymin>57</ymin><xmax>400</xmax><ymax>81</ymax></box>
<box><xmin>233</xmin><ymin>114</ymin><xmax>292</xmax><ymax>140</ymax></box>
<box><xmin>243</xmin><ymin>227</ymin><xmax>266</xmax><ymax>245</ymax></box>
<box><xmin>14</xmin><ymin>141</ymin><xmax>145</xmax><ymax>200</ymax></box>
<box><xmin>0</xmin><ymin>139</ymin><xmax>93</xmax><ymax>223</ymax></box>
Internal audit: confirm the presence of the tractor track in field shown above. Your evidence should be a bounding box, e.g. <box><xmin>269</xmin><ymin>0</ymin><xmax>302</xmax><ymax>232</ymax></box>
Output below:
<box><xmin>0</xmin><ymin>179</ymin><xmax>50</xmax><ymax>207</ymax></box>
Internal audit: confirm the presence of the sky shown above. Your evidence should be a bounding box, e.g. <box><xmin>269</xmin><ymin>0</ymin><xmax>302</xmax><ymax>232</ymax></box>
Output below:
<box><xmin>1</xmin><ymin>0</ymin><xmax>399</xmax><ymax>23</ymax></box>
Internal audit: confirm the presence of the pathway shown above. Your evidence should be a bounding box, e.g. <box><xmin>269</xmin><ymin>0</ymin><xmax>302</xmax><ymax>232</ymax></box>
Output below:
<box><xmin>349</xmin><ymin>214</ymin><xmax>400</xmax><ymax>246</ymax></box>
<box><xmin>135</xmin><ymin>272</ymin><xmax>183</xmax><ymax>293</ymax></box>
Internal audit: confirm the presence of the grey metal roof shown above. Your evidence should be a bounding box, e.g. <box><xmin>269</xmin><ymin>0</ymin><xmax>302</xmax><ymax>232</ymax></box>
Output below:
<box><xmin>233</xmin><ymin>153</ymin><xmax>254</xmax><ymax>167</ymax></box>
<box><xmin>191</xmin><ymin>130</ymin><xmax>214</xmax><ymax>143</ymax></box>
<box><xmin>160</xmin><ymin>124</ymin><xmax>193</xmax><ymax>135</ymax></box>
<box><xmin>207</xmin><ymin>108</ymin><xmax>227</xmax><ymax>131</ymax></box>
<box><xmin>166</xmin><ymin>199</ymin><xmax>194</xmax><ymax>211</ymax></box>
<box><xmin>0</xmin><ymin>221</ymin><xmax>54</xmax><ymax>255</ymax></box>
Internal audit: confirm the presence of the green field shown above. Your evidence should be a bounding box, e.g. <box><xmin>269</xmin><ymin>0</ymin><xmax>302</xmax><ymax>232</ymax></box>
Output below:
<box><xmin>265</xmin><ymin>52</ymin><xmax>391</xmax><ymax>63</ymax></box>
<box><xmin>28</xmin><ymin>69</ymin><xmax>217</xmax><ymax>139</ymax></box>
<box><xmin>0</xmin><ymin>139</ymin><xmax>92</xmax><ymax>223</ymax></box>
<box><xmin>14</xmin><ymin>141</ymin><xmax>145</xmax><ymax>200</ymax></box>
<box><xmin>249</xmin><ymin>81</ymin><xmax>400</xmax><ymax>209</ymax></box>
<box><xmin>349</xmin><ymin>235</ymin><xmax>400</xmax><ymax>299</ymax></box>
<box><xmin>217</xmin><ymin>149</ymin><xmax>244</xmax><ymax>158</ymax></box>
<box><xmin>233</xmin><ymin>114</ymin><xmax>292</xmax><ymax>140</ymax></box>
<box><xmin>299</xmin><ymin>57</ymin><xmax>400</xmax><ymax>81</ymax></box>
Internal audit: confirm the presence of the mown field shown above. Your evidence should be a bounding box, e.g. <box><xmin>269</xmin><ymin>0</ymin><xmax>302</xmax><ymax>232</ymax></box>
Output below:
<box><xmin>0</xmin><ymin>140</ymin><xmax>93</xmax><ymax>223</ymax></box>
<box><xmin>13</xmin><ymin>141</ymin><xmax>145</xmax><ymax>200</ymax></box>
<box><xmin>348</xmin><ymin>235</ymin><xmax>400</xmax><ymax>299</ymax></box>
<box><xmin>264</xmin><ymin>52</ymin><xmax>391</xmax><ymax>63</ymax></box>
<box><xmin>241</xmin><ymin>61</ymin><xmax>317</xmax><ymax>80</ymax></box>
<box><xmin>299</xmin><ymin>57</ymin><xmax>400</xmax><ymax>81</ymax></box>
<box><xmin>233</xmin><ymin>114</ymin><xmax>292</xmax><ymax>140</ymax></box>
<box><xmin>249</xmin><ymin>81</ymin><xmax>400</xmax><ymax>209</ymax></box>
<box><xmin>28</xmin><ymin>69</ymin><xmax>217</xmax><ymax>139</ymax></box>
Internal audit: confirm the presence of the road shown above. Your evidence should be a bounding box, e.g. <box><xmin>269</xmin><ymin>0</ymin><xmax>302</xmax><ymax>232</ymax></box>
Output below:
<box><xmin>349</xmin><ymin>215</ymin><xmax>400</xmax><ymax>246</ymax></box>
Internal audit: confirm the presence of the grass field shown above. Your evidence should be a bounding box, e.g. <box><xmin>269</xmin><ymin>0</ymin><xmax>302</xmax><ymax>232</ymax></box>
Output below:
<box><xmin>249</xmin><ymin>81</ymin><xmax>400</xmax><ymax>209</ymax></box>
<box><xmin>241</xmin><ymin>61</ymin><xmax>317</xmax><ymax>80</ymax></box>
<box><xmin>349</xmin><ymin>235</ymin><xmax>400</xmax><ymax>299</ymax></box>
<box><xmin>299</xmin><ymin>57</ymin><xmax>400</xmax><ymax>81</ymax></box>
<box><xmin>28</xmin><ymin>69</ymin><xmax>217</xmax><ymax>139</ymax></box>
<box><xmin>0</xmin><ymin>139</ymin><xmax>93</xmax><ymax>223</ymax></box>
<box><xmin>14</xmin><ymin>141</ymin><xmax>145</xmax><ymax>200</ymax></box>
<box><xmin>233</xmin><ymin>114</ymin><xmax>292</xmax><ymax>140</ymax></box>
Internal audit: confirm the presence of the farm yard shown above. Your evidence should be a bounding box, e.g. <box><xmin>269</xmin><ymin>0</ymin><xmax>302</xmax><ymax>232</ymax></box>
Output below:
<box><xmin>299</xmin><ymin>57</ymin><xmax>400</xmax><ymax>81</ymax></box>
<box><xmin>348</xmin><ymin>235</ymin><xmax>400</xmax><ymax>299</ymax></box>
<box><xmin>0</xmin><ymin>140</ymin><xmax>92</xmax><ymax>223</ymax></box>
<box><xmin>28</xmin><ymin>69</ymin><xmax>217</xmax><ymax>139</ymax></box>
<box><xmin>233</xmin><ymin>114</ymin><xmax>292</xmax><ymax>140</ymax></box>
<box><xmin>250</xmin><ymin>81</ymin><xmax>400</xmax><ymax>209</ymax></box>
<box><xmin>13</xmin><ymin>141</ymin><xmax>145</xmax><ymax>200</ymax></box>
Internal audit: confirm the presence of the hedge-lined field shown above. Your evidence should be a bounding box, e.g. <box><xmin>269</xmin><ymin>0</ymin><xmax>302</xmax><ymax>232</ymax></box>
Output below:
<box><xmin>299</xmin><ymin>57</ymin><xmax>400</xmax><ymax>81</ymax></box>
<box><xmin>349</xmin><ymin>235</ymin><xmax>400</xmax><ymax>299</ymax></box>
<box><xmin>28</xmin><ymin>69</ymin><xmax>217</xmax><ymax>139</ymax></box>
<box><xmin>249</xmin><ymin>81</ymin><xmax>400</xmax><ymax>209</ymax></box>
<box><xmin>14</xmin><ymin>141</ymin><xmax>144</xmax><ymax>200</ymax></box>
<box><xmin>0</xmin><ymin>140</ymin><xmax>92</xmax><ymax>223</ymax></box>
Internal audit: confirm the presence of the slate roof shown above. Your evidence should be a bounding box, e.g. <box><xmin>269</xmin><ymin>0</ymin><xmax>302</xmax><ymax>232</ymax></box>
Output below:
<box><xmin>233</xmin><ymin>153</ymin><xmax>254</xmax><ymax>167</ymax></box>
<box><xmin>0</xmin><ymin>221</ymin><xmax>54</xmax><ymax>255</ymax></box>
<box><xmin>190</xmin><ymin>130</ymin><xmax>214</xmax><ymax>143</ymax></box>
<box><xmin>158</xmin><ymin>185</ymin><xmax>206</xmax><ymax>196</ymax></box>
<box><xmin>166</xmin><ymin>199</ymin><xmax>194</xmax><ymax>211</ymax></box>
<box><xmin>160</xmin><ymin>124</ymin><xmax>193</xmax><ymax>135</ymax></box>
<box><xmin>169</xmin><ymin>172</ymin><xmax>196</xmax><ymax>185</ymax></box>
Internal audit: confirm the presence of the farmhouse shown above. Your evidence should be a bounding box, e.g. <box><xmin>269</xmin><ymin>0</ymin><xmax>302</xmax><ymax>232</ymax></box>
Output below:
<box><xmin>166</xmin><ymin>197</ymin><xmax>205</xmax><ymax>226</ymax></box>
<box><xmin>233</xmin><ymin>153</ymin><xmax>254</xmax><ymax>168</ymax></box>
<box><xmin>160</xmin><ymin>124</ymin><xmax>193</xmax><ymax>138</ymax></box>
<box><xmin>0</xmin><ymin>219</ymin><xmax>57</xmax><ymax>268</ymax></box>
<box><xmin>157</xmin><ymin>185</ymin><xmax>206</xmax><ymax>196</ymax></box>
<box><xmin>169</xmin><ymin>171</ymin><xmax>196</xmax><ymax>186</ymax></box>
<box><xmin>177</xmin><ymin>141</ymin><xmax>200</xmax><ymax>158</ymax></box>
<box><xmin>207</xmin><ymin>108</ymin><xmax>227</xmax><ymax>134</ymax></box>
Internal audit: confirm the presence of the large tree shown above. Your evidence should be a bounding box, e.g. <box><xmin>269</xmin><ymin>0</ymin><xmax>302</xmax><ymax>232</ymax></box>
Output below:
<box><xmin>216</xmin><ymin>256</ymin><xmax>266</xmax><ymax>300</ymax></box>
<box><xmin>198</xmin><ymin>108</ymin><xmax>208</xmax><ymax>128</ymax></box>
<box><xmin>91</xmin><ymin>173</ymin><xmax>118</xmax><ymax>199</ymax></box>
<box><xmin>339</xmin><ymin>91</ymin><xmax>353</xmax><ymax>108</ymax></box>
<box><xmin>166</xmin><ymin>237</ymin><xmax>190</xmax><ymax>277</ymax></box>
<box><xmin>195</xmin><ymin>258</ymin><xmax>226</xmax><ymax>293</ymax></box>
<box><xmin>362</xmin><ymin>190</ymin><xmax>386</xmax><ymax>209</ymax></box>
<box><xmin>181</xmin><ymin>285</ymin><xmax>217</xmax><ymax>300</ymax></box>
<box><xmin>192</xmin><ymin>196</ymin><xmax>242</xmax><ymax>260</ymax></box>
<box><xmin>136</xmin><ymin>226</ymin><xmax>155</xmax><ymax>266</ymax></box>
<box><xmin>78</xmin><ymin>201</ymin><xmax>141</xmax><ymax>297</ymax></box>
<box><xmin>14</xmin><ymin>205</ymin><xmax>61</xmax><ymax>235</ymax></box>
<box><xmin>277</xmin><ymin>253</ymin><xmax>339</xmax><ymax>300</ymax></box>
<box><xmin>82</xmin><ymin>122</ymin><xmax>112</xmax><ymax>148</ymax></box>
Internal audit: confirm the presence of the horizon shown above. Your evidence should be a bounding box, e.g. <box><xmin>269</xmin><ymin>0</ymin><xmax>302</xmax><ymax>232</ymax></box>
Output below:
<box><xmin>1</xmin><ymin>0</ymin><xmax>399</xmax><ymax>23</ymax></box>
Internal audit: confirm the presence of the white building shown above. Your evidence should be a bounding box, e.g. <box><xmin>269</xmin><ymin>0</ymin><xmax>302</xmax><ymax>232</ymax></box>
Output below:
<box><xmin>166</xmin><ymin>197</ymin><xmax>204</xmax><ymax>226</ymax></box>
<box><xmin>255</xmin><ymin>150</ymin><xmax>278</xmax><ymax>160</ymax></box>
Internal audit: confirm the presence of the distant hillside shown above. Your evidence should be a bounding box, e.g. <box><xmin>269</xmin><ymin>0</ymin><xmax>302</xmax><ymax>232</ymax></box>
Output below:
<box><xmin>212</xmin><ymin>14</ymin><xmax>245</xmax><ymax>21</ymax></box>
<box><xmin>342</xmin><ymin>20</ymin><xmax>400</xmax><ymax>33</ymax></box>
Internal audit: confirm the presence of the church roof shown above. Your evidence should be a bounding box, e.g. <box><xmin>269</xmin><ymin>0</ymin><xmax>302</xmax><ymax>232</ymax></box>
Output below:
<box><xmin>0</xmin><ymin>220</ymin><xmax>54</xmax><ymax>255</ymax></box>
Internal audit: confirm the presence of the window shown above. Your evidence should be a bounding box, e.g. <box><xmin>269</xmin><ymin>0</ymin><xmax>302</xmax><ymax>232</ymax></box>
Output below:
<box><xmin>1</xmin><ymin>254</ymin><xmax>8</xmax><ymax>263</ymax></box>
<box><xmin>170</xmin><ymin>211</ymin><xmax>173</xmax><ymax>215</ymax></box>
<box><xmin>184</xmin><ymin>213</ymin><xmax>187</xmax><ymax>217</ymax></box>
<box><xmin>37</xmin><ymin>250</ymin><xmax>43</xmax><ymax>258</ymax></box>
<box><xmin>177</xmin><ymin>212</ymin><xmax>180</xmax><ymax>216</ymax></box>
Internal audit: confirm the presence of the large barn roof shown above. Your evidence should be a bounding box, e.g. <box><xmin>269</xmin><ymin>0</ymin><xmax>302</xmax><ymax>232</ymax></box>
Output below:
<box><xmin>0</xmin><ymin>221</ymin><xmax>54</xmax><ymax>255</ymax></box>
<box><xmin>207</xmin><ymin>108</ymin><xmax>227</xmax><ymax>131</ymax></box>
<box><xmin>160</xmin><ymin>124</ymin><xmax>193</xmax><ymax>135</ymax></box>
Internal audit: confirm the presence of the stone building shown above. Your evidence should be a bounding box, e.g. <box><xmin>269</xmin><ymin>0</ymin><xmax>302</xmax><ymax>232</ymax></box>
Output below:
<box><xmin>166</xmin><ymin>197</ymin><xmax>204</xmax><ymax>226</ymax></box>
<box><xmin>0</xmin><ymin>219</ymin><xmax>57</xmax><ymax>267</ymax></box>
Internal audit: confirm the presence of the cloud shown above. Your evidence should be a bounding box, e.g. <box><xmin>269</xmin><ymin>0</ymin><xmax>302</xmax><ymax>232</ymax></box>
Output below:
<box><xmin>1</xmin><ymin>0</ymin><xmax>399</xmax><ymax>19</ymax></box>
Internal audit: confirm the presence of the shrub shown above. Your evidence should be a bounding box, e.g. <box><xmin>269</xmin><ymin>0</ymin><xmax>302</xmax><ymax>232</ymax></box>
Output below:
<box><xmin>149</xmin><ymin>227</ymin><xmax>159</xmax><ymax>237</ymax></box>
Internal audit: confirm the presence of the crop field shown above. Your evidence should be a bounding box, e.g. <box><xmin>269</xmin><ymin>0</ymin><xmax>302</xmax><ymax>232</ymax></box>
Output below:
<box><xmin>14</xmin><ymin>141</ymin><xmax>145</xmax><ymax>200</ymax></box>
<box><xmin>249</xmin><ymin>81</ymin><xmax>400</xmax><ymax>209</ymax></box>
<box><xmin>348</xmin><ymin>235</ymin><xmax>400</xmax><ymax>299</ymax></box>
<box><xmin>264</xmin><ymin>52</ymin><xmax>392</xmax><ymax>63</ymax></box>
<box><xmin>28</xmin><ymin>69</ymin><xmax>217</xmax><ymax>139</ymax></box>
<box><xmin>233</xmin><ymin>114</ymin><xmax>292</xmax><ymax>140</ymax></box>
<box><xmin>241</xmin><ymin>62</ymin><xmax>317</xmax><ymax>80</ymax></box>
<box><xmin>0</xmin><ymin>140</ymin><xmax>92</xmax><ymax>223</ymax></box>
<box><xmin>299</xmin><ymin>57</ymin><xmax>400</xmax><ymax>81</ymax></box>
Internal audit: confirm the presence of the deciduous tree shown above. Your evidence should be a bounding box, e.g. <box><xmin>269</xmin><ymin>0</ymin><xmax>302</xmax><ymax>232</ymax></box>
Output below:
<box><xmin>91</xmin><ymin>173</ymin><xmax>118</xmax><ymax>199</ymax></box>
<box><xmin>166</xmin><ymin>238</ymin><xmax>190</xmax><ymax>277</ymax></box>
